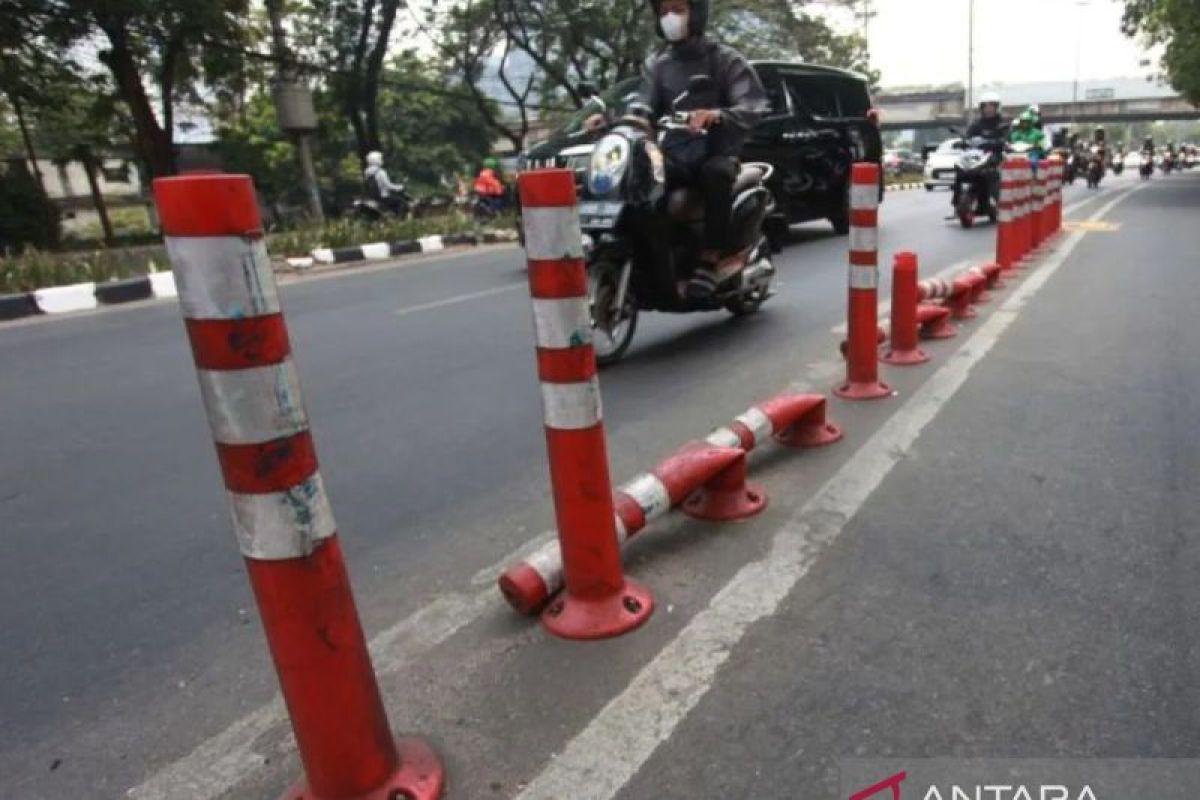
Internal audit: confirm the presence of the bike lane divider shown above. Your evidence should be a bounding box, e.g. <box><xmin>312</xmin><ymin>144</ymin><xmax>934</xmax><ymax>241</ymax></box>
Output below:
<box><xmin>511</xmin><ymin>183</ymin><xmax>1143</xmax><ymax>800</ymax></box>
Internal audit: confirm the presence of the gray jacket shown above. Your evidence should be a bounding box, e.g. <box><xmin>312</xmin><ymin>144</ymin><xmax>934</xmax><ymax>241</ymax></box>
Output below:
<box><xmin>640</xmin><ymin>38</ymin><xmax>767</xmax><ymax>157</ymax></box>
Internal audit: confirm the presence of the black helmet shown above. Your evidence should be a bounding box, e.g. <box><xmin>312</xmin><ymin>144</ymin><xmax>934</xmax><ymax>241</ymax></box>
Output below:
<box><xmin>648</xmin><ymin>0</ymin><xmax>709</xmax><ymax>39</ymax></box>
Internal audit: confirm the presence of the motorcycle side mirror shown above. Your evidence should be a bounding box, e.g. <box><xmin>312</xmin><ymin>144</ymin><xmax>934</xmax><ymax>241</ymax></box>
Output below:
<box><xmin>577</xmin><ymin>82</ymin><xmax>599</xmax><ymax>100</ymax></box>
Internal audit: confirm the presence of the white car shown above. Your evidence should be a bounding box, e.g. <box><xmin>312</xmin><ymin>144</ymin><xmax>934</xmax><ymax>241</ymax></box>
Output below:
<box><xmin>924</xmin><ymin>138</ymin><xmax>966</xmax><ymax>190</ymax></box>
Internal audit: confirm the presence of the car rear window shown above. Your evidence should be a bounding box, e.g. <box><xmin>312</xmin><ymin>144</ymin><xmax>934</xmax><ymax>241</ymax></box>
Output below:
<box><xmin>780</xmin><ymin>73</ymin><xmax>871</xmax><ymax>119</ymax></box>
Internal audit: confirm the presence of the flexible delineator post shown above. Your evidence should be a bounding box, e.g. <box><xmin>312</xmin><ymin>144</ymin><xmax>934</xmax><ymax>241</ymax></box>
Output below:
<box><xmin>499</xmin><ymin>393</ymin><xmax>841</xmax><ymax>615</ymax></box>
<box><xmin>1031</xmin><ymin>163</ymin><xmax>1047</xmax><ymax>248</ymax></box>
<box><xmin>153</xmin><ymin>175</ymin><xmax>444</xmax><ymax>800</ymax></box>
<box><xmin>836</xmin><ymin>163</ymin><xmax>892</xmax><ymax>400</ymax></box>
<box><xmin>1047</xmin><ymin>155</ymin><xmax>1064</xmax><ymax>234</ymax></box>
<box><xmin>517</xmin><ymin>168</ymin><xmax>653</xmax><ymax>640</ymax></box>
<box><xmin>1013</xmin><ymin>155</ymin><xmax>1033</xmax><ymax>262</ymax></box>
<box><xmin>996</xmin><ymin>156</ymin><xmax>1021</xmax><ymax>270</ymax></box>
<box><xmin>882</xmin><ymin>251</ymin><xmax>928</xmax><ymax>366</ymax></box>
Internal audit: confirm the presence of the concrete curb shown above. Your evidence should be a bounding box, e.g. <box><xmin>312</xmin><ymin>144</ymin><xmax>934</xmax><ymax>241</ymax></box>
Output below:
<box><xmin>0</xmin><ymin>273</ymin><xmax>179</xmax><ymax>323</ymax></box>
<box><xmin>301</xmin><ymin>229</ymin><xmax>517</xmax><ymax>268</ymax></box>
<box><xmin>886</xmin><ymin>181</ymin><xmax>924</xmax><ymax>192</ymax></box>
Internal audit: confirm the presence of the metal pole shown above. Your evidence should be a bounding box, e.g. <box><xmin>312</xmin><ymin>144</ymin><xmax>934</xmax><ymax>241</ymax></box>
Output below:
<box><xmin>967</xmin><ymin>0</ymin><xmax>975</xmax><ymax>124</ymax></box>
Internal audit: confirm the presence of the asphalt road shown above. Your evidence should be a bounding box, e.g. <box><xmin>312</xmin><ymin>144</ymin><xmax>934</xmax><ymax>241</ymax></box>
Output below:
<box><xmin>0</xmin><ymin>173</ymin><xmax>1179</xmax><ymax>799</ymax></box>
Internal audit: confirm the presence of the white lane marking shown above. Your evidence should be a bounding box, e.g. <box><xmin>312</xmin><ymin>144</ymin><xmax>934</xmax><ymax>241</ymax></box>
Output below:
<box><xmin>392</xmin><ymin>281</ymin><xmax>524</xmax><ymax>318</ymax></box>
<box><xmin>513</xmin><ymin>184</ymin><xmax>1141</xmax><ymax>800</ymax></box>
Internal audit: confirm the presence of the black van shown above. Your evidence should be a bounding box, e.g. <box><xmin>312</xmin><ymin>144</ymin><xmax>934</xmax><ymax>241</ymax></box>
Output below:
<box><xmin>519</xmin><ymin>60</ymin><xmax>882</xmax><ymax>239</ymax></box>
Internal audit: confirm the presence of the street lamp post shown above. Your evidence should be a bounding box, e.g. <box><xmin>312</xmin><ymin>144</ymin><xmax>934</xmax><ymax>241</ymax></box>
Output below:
<box><xmin>967</xmin><ymin>0</ymin><xmax>975</xmax><ymax>124</ymax></box>
<box><xmin>1072</xmin><ymin>0</ymin><xmax>1091</xmax><ymax>125</ymax></box>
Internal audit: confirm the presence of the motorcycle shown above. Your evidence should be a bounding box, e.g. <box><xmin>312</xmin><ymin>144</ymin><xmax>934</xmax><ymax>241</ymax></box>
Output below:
<box><xmin>1111</xmin><ymin>149</ymin><xmax>1125</xmax><ymax>176</ymax></box>
<box><xmin>1066</xmin><ymin>150</ymin><xmax>1088</xmax><ymax>185</ymax></box>
<box><xmin>949</xmin><ymin>135</ymin><xmax>1003</xmax><ymax>229</ymax></box>
<box><xmin>1161</xmin><ymin>154</ymin><xmax>1175</xmax><ymax>174</ymax></box>
<box><xmin>1086</xmin><ymin>144</ymin><xmax>1105</xmax><ymax>189</ymax></box>
<box><xmin>1139</xmin><ymin>152</ymin><xmax>1154</xmax><ymax>180</ymax></box>
<box><xmin>578</xmin><ymin>75</ymin><xmax>776</xmax><ymax>365</ymax></box>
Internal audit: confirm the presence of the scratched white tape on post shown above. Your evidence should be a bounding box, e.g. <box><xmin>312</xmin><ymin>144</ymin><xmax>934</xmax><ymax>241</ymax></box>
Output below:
<box><xmin>850</xmin><ymin>183</ymin><xmax>879</xmax><ymax>210</ymax></box>
<box><xmin>228</xmin><ymin>473</ymin><xmax>337</xmax><ymax>560</ymax></box>
<box><xmin>522</xmin><ymin>207</ymin><xmax>584</xmax><ymax>261</ymax></box>
<box><xmin>849</xmin><ymin>226</ymin><xmax>878</xmax><ymax>253</ymax></box>
<box><xmin>849</xmin><ymin>265</ymin><xmax>878</xmax><ymax>290</ymax></box>
<box><xmin>167</xmin><ymin>236</ymin><xmax>279</xmax><ymax>319</ymax></box>
<box><xmin>621</xmin><ymin>474</ymin><xmax>671</xmax><ymax>520</ymax></box>
<box><xmin>540</xmin><ymin>378</ymin><xmax>602</xmax><ymax>430</ymax></box>
<box><xmin>532</xmin><ymin>297</ymin><xmax>592</xmax><ymax>349</ymax></box>
<box><xmin>197</xmin><ymin>360</ymin><xmax>309</xmax><ymax>445</ymax></box>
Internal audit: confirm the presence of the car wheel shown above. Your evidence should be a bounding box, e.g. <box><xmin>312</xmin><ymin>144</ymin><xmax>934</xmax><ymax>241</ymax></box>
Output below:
<box><xmin>924</xmin><ymin>183</ymin><xmax>935</xmax><ymax>192</ymax></box>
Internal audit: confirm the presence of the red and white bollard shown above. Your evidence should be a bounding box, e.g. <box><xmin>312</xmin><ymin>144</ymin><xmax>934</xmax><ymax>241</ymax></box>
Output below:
<box><xmin>996</xmin><ymin>155</ymin><xmax>1022</xmax><ymax>271</ymax></box>
<box><xmin>1046</xmin><ymin>155</ymin><xmax>1063</xmax><ymax>235</ymax></box>
<box><xmin>835</xmin><ymin>162</ymin><xmax>891</xmax><ymax>400</ymax></box>
<box><xmin>1014</xmin><ymin>155</ymin><xmax>1033</xmax><ymax>263</ymax></box>
<box><xmin>882</xmin><ymin>252</ymin><xmax>928</xmax><ymax>366</ymax></box>
<box><xmin>517</xmin><ymin>168</ymin><xmax>653</xmax><ymax>639</ymax></box>
<box><xmin>153</xmin><ymin>175</ymin><xmax>444</xmax><ymax>800</ymax></box>
<box><xmin>1031</xmin><ymin>163</ymin><xmax>1047</xmax><ymax>248</ymax></box>
<box><xmin>498</xmin><ymin>393</ymin><xmax>840</xmax><ymax>615</ymax></box>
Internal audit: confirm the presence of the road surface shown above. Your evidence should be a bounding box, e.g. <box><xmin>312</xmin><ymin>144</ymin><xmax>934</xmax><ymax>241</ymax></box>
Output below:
<box><xmin>1</xmin><ymin>172</ymin><xmax>1192</xmax><ymax>798</ymax></box>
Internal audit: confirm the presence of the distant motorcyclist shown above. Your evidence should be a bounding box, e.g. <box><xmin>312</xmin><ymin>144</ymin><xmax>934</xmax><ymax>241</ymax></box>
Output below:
<box><xmin>640</xmin><ymin>0</ymin><xmax>767</xmax><ymax>298</ymax></box>
<box><xmin>363</xmin><ymin>151</ymin><xmax>408</xmax><ymax>215</ymax></box>
<box><xmin>1009</xmin><ymin>109</ymin><xmax>1047</xmax><ymax>155</ymax></box>
<box><xmin>473</xmin><ymin>157</ymin><xmax>506</xmax><ymax>215</ymax></box>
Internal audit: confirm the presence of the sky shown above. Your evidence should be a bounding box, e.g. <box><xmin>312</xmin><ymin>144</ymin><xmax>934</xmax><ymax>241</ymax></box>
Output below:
<box><xmin>819</xmin><ymin>0</ymin><xmax>1161</xmax><ymax>90</ymax></box>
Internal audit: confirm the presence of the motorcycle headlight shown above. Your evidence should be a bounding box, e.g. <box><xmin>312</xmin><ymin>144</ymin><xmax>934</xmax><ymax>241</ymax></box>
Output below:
<box><xmin>588</xmin><ymin>134</ymin><xmax>629</xmax><ymax>196</ymax></box>
<box><xmin>961</xmin><ymin>152</ymin><xmax>984</xmax><ymax>169</ymax></box>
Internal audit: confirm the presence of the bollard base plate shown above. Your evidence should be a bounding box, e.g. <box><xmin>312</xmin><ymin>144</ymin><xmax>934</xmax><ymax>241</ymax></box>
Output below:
<box><xmin>881</xmin><ymin>347</ymin><xmax>930</xmax><ymax>366</ymax></box>
<box><xmin>541</xmin><ymin>578</ymin><xmax>654</xmax><ymax>640</ymax></box>
<box><xmin>834</xmin><ymin>380</ymin><xmax>893</xmax><ymax>401</ymax></box>
<box><xmin>682</xmin><ymin>480</ymin><xmax>768</xmax><ymax>521</ymax></box>
<box><xmin>279</xmin><ymin>737</ymin><xmax>445</xmax><ymax>800</ymax></box>
<box><xmin>775</xmin><ymin>420</ymin><xmax>844</xmax><ymax>449</ymax></box>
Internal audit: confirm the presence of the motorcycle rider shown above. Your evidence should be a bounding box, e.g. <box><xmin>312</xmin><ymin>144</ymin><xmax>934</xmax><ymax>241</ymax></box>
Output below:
<box><xmin>363</xmin><ymin>151</ymin><xmax>407</xmax><ymax>215</ymax></box>
<box><xmin>1009</xmin><ymin>109</ymin><xmax>1047</xmax><ymax>155</ymax></box>
<box><xmin>966</xmin><ymin>90</ymin><xmax>1007</xmax><ymax>141</ymax></box>
<box><xmin>640</xmin><ymin>0</ymin><xmax>767</xmax><ymax>298</ymax></box>
<box><xmin>473</xmin><ymin>157</ymin><xmax>506</xmax><ymax>215</ymax></box>
<box><xmin>961</xmin><ymin>90</ymin><xmax>1007</xmax><ymax>212</ymax></box>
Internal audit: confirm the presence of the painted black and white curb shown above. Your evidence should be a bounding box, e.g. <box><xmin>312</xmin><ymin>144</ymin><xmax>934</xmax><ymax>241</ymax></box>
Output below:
<box><xmin>288</xmin><ymin>229</ymin><xmax>519</xmax><ymax>270</ymax></box>
<box><xmin>886</xmin><ymin>180</ymin><xmax>925</xmax><ymax>192</ymax></box>
<box><xmin>0</xmin><ymin>272</ymin><xmax>178</xmax><ymax>322</ymax></box>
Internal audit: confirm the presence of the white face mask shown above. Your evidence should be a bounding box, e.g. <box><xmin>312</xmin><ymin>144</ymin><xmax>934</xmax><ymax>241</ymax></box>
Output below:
<box><xmin>660</xmin><ymin>11</ymin><xmax>688</xmax><ymax>42</ymax></box>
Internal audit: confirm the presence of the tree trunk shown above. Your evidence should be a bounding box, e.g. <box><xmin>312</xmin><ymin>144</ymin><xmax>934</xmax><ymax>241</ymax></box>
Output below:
<box><xmin>363</xmin><ymin>0</ymin><xmax>400</xmax><ymax>151</ymax></box>
<box><xmin>97</xmin><ymin>22</ymin><xmax>175</xmax><ymax>177</ymax></box>
<box><xmin>10</xmin><ymin>93</ymin><xmax>47</xmax><ymax>193</ymax></box>
<box><xmin>82</xmin><ymin>155</ymin><xmax>115</xmax><ymax>246</ymax></box>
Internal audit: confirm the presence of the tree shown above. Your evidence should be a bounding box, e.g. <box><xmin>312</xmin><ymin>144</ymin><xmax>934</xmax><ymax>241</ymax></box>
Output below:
<box><xmin>1122</xmin><ymin>0</ymin><xmax>1200</xmax><ymax>105</ymax></box>
<box><xmin>7</xmin><ymin>0</ymin><xmax>251</xmax><ymax>178</ymax></box>
<box><xmin>428</xmin><ymin>0</ymin><xmax>876</xmax><ymax>150</ymax></box>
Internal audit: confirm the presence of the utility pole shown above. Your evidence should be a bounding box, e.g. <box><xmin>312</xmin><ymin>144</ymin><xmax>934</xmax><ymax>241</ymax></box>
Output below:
<box><xmin>967</xmin><ymin>0</ymin><xmax>975</xmax><ymax>124</ymax></box>
<box><xmin>266</xmin><ymin>0</ymin><xmax>324</xmax><ymax>224</ymax></box>
<box><xmin>1072</xmin><ymin>1</ymin><xmax>1091</xmax><ymax>125</ymax></box>
<box><xmin>855</xmin><ymin>0</ymin><xmax>878</xmax><ymax>69</ymax></box>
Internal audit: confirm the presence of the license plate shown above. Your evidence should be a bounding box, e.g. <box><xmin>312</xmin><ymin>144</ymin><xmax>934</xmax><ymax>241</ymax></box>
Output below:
<box><xmin>578</xmin><ymin>201</ymin><xmax>622</xmax><ymax>216</ymax></box>
<box><xmin>578</xmin><ymin>201</ymin><xmax>622</xmax><ymax>230</ymax></box>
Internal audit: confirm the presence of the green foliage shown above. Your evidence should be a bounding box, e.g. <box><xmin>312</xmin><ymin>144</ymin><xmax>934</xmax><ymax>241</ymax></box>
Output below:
<box><xmin>266</xmin><ymin>212</ymin><xmax>514</xmax><ymax>256</ymax></box>
<box><xmin>0</xmin><ymin>159</ymin><xmax>60</xmax><ymax>254</ymax></box>
<box><xmin>0</xmin><ymin>244</ymin><xmax>166</xmax><ymax>294</ymax></box>
<box><xmin>1123</xmin><ymin>0</ymin><xmax>1200</xmax><ymax>105</ymax></box>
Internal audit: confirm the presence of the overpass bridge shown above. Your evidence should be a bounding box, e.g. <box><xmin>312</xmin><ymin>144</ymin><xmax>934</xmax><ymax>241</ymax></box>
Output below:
<box><xmin>876</xmin><ymin>78</ymin><xmax>1199</xmax><ymax>131</ymax></box>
